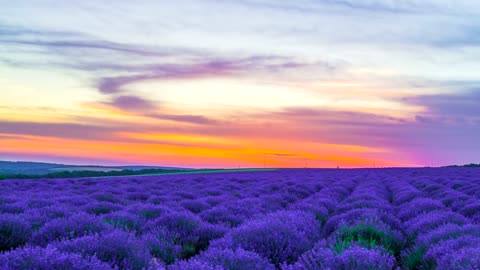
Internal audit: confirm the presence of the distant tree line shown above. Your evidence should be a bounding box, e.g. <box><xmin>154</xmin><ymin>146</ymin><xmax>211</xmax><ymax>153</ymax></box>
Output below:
<box><xmin>445</xmin><ymin>163</ymin><xmax>480</xmax><ymax>168</ymax></box>
<box><xmin>0</xmin><ymin>168</ymin><xmax>189</xmax><ymax>180</ymax></box>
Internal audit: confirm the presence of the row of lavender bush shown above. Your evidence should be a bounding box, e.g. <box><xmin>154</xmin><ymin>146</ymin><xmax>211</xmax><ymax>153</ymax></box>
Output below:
<box><xmin>0</xmin><ymin>168</ymin><xmax>479</xmax><ymax>269</ymax></box>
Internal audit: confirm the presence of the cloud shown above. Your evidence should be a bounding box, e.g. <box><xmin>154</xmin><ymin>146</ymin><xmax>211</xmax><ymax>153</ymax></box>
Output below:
<box><xmin>415</xmin><ymin>115</ymin><xmax>443</xmax><ymax>125</ymax></box>
<box><xmin>95</xmin><ymin>56</ymin><xmax>337</xmax><ymax>94</ymax></box>
<box><xmin>222</xmin><ymin>0</ymin><xmax>413</xmax><ymax>14</ymax></box>
<box><xmin>429</xmin><ymin>25</ymin><xmax>480</xmax><ymax>48</ymax></box>
<box><xmin>93</xmin><ymin>97</ymin><xmax>218</xmax><ymax>125</ymax></box>
<box><xmin>0</xmin><ymin>120</ymin><xmax>202</xmax><ymax>147</ymax></box>
<box><xmin>265</xmin><ymin>152</ymin><xmax>298</xmax><ymax>157</ymax></box>
<box><xmin>406</xmin><ymin>90</ymin><xmax>480</xmax><ymax>123</ymax></box>
<box><xmin>106</xmin><ymin>95</ymin><xmax>157</xmax><ymax>112</ymax></box>
<box><xmin>276</xmin><ymin>107</ymin><xmax>407</xmax><ymax>127</ymax></box>
<box><xmin>0</xmin><ymin>134</ymin><xmax>30</xmax><ymax>141</ymax></box>
<box><xmin>0</xmin><ymin>24</ymin><xmax>76</xmax><ymax>38</ymax></box>
<box><xmin>320</xmin><ymin>0</ymin><xmax>423</xmax><ymax>13</ymax></box>
<box><xmin>0</xmin><ymin>24</ymin><xmax>184</xmax><ymax>57</ymax></box>
<box><xmin>228</xmin><ymin>0</ymin><xmax>480</xmax><ymax>15</ymax></box>
<box><xmin>266</xmin><ymin>106</ymin><xmax>480</xmax><ymax>164</ymax></box>
<box><xmin>146</xmin><ymin>113</ymin><xmax>218</xmax><ymax>125</ymax></box>
<box><xmin>1</xmin><ymin>23</ymin><xmax>341</xmax><ymax>95</ymax></box>
<box><xmin>96</xmin><ymin>61</ymin><xmax>233</xmax><ymax>94</ymax></box>
<box><xmin>0</xmin><ymin>121</ymin><xmax>118</xmax><ymax>141</ymax></box>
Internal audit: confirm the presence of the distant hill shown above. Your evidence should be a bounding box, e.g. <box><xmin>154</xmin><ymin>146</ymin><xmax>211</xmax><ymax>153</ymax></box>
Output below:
<box><xmin>0</xmin><ymin>161</ymin><xmax>186</xmax><ymax>175</ymax></box>
<box><xmin>444</xmin><ymin>163</ymin><xmax>480</xmax><ymax>168</ymax></box>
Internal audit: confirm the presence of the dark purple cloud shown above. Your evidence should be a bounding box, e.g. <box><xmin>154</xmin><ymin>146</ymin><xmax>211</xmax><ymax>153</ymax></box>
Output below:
<box><xmin>271</xmin><ymin>106</ymin><xmax>480</xmax><ymax>165</ymax></box>
<box><xmin>97</xmin><ymin>61</ymin><xmax>234</xmax><ymax>94</ymax></box>
<box><xmin>414</xmin><ymin>115</ymin><xmax>444</xmax><ymax>125</ymax></box>
<box><xmin>0</xmin><ymin>121</ymin><xmax>118</xmax><ymax>141</ymax></box>
<box><xmin>0</xmin><ymin>120</ymin><xmax>202</xmax><ymax>147</ymax></box>
<box><xmin>96</xmin><ymin>56</ymin><xmax>332</xmax><ymax>94</ymax></box>
<box><xmin>106</xmin><ymin>95</ymin><xmax>157</xmax><ymax>111</ymax></box>
<box><xmin>165</xmin><ymin>106</ymin><xmax>475</xmax><ymax>166</ymax></box>
<box><xmin>406</xmin><ymin>90</ymin><xmax>480</xmax><ymax>119</ymax></box>
<box><xmin>99</xmin><ymin>95</ymin><xmax>217</xmax><ymax>125</ymax></box>
<box><xmin>277</xmin><ymin>107</ymin><xmax>407</xmax><ymax>127</ymax></box>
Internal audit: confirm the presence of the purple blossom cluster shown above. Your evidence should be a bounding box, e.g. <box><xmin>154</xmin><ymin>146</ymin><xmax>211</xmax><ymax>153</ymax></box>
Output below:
<box><xmin>0</xmin><ymin>168</ymin><xmax>479</xmax><ymax>269</ymax></box>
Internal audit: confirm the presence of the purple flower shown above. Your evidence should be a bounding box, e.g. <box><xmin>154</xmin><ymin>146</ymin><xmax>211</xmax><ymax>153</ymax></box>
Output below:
<box><xmin>31</xmin><ymin>213</ymin><xmax>108</xmax><ymax>246</ymax></box>
<box><xmin>0</xmin><ymin>214</ymin><xmax>32</xmax><ymax>251</ymax></box>
<box><xmin>84</xmin><ymin>202</ymin><xmax>122</xmax><ymax>215</ymax></box>
<box><xmin>336</xmin><ymin>245</ymin><xmax>396</xmax><ymax>270</ymax></box>
<box><xmin>102</xmin><ymin>211</ymin><xmax>145</xmax><ymax>232</ymax></box>
<box><xmin>143</xmin><ymin>227</ymin><xmax>181</xmax><ymax>265</ymax></box>
<box><xmin>282</xmin><ymin>241</ymin><xmax>336</xmax><ymax>270</ymax></box>
<box><xmin>396</xmin><ymin>198</ymin><xmax>444</xmax><ymax>221</ymax></box>
<box><xmin>169</xmin><ymin>260</ymin><xmax>224</xmax><ymax>270</ymax></box>
<box><xmin>51</xmin><ymin>230</ymin><xmax>154</xmax><ymax>270</ymax></box>
<box><xmin>188</xmin><ymin>247</ymin><xmax>275</xmax><ymax>270</ymax></box>
<box><xmin>211</xmin><ymin>210</ymin><xmax>321</xmax><ymax>266</ymax></box>
<box><xmin>415</xmin><ymin>224</ymin><xmax>480</xmax><ymax>248</ymax></box>
<box><xmin>424</xmin><ymin>235</ymin><xmax>480</xmax><ymax>269</ymax></box>
<box><xmin>404</xmin><ymin>210</ymin><xmax>469</xmax><ymax>238</ymax></box>
<box><xmin>0</xmin><ymin>246</ymin><xmax>112</xmax><ymax>270</ymax></box>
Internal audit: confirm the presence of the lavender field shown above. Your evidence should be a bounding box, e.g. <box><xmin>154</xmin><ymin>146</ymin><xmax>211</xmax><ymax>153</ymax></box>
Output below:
<box><xmin>1</xmin><ymin>168</ymin><xmax>480</xmax><ymax>270</ymax></box>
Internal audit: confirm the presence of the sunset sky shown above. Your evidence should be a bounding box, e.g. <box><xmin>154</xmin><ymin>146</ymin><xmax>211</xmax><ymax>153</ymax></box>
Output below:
<box><xmin>1</xmin><ymin>1</ymin><xmax>479</xmax><ymax>168</ymax></box>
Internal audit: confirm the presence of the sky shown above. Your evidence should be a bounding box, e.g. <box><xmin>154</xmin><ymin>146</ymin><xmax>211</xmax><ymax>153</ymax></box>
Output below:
<box><xmin>1</xmin><ymin>0</ymin><xmax>479</xmax><ymax>168</ymax></box>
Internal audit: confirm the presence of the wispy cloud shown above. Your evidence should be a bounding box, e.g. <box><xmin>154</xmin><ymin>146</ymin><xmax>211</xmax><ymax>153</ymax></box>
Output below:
<box><xmin>406</xmin><ymin>90</ymin><xmax>480</xmax><ymax>124</ymax></box>
<box><xmin>220</xmin><ymin>0</ymin><xmax>415</xmax><ymax>14</ymax></box>
<box><xmin>0</xmin><ymin>23</ymin><xmax>340</xmax><ymax>96</ymax></box>
<box><xmin>226</xmin><ymin>0</ymin><xmax>480</xmax><ymax>15</ymax></box>
<box><xmin>146</xmin><ymin>114</ymin><xmax>218</xmax><ymax>125</ymax></box>
<box><xmin>0</xmin><ymin>134</ymin><xmax>30</xmax><ymax>141</ymax></box>
<box><xmin>105</xmin><ymin>95</ymin><xmax>157</xmax><ymax>112</ymax></box>
<box><xmin>0</xmin><ymin>121</ymin><xmax>118</xmax><ymax>141</ymax></box>
<box><xmin>96</xmin><ymin>56</ymin><xmax>336</xmax><ymax>94</ymax></box>
<box><xmin>0</xmin><ymin>24</ymin><xmax>185</xmax><ymax>57</ymax></box>
<box><xmin>96</xmin><ymin>61</ymin><xmax>234</xmax><ymax>94</ymax></box>
<box><xmin>265</xmin><ymin>152</ymin><xmax>298</xmax><ymax>157</ymax></box>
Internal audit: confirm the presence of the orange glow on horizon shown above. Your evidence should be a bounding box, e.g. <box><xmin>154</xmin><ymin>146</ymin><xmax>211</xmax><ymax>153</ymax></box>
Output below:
<box><xmin>0</xmin><ymin>132</ymin><xmax>415</xmax><ymax>168</ymax></box>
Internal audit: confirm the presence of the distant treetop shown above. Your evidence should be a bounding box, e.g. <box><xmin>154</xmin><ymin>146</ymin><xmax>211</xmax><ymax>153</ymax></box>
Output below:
<box><xmin>444</xmin><ymin>163</ymin><xmax>480</xmax><ymax>168</ymax></box>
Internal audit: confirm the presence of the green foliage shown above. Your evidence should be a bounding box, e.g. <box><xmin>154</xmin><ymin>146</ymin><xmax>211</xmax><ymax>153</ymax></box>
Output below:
<box><xmin>333</xmin><ymin>224</ymin><xmax>403</xmax><ymax>256</ymax></box>
<box><xmin>0</xmin><ymin>174</ymin><xmax>5</xmax><ymax>180</ymax></box>
<box><xmin>445</xmin><ymin>163</ymin><xmax>480</xmax><ymax>168</ymax></box>
<box><xmin>462</xmin><ymin>163</ymin><xmax>480</xmax><ymax>167</ymax></box>
<box><xmin>315</xmin><ymin>214</ymin><xmax>327</xmax><ymax>226</ymax></box>
<box><xmin>402</xmin><ymin>246</ymin><xmax>436</xmax><ymax>270</ymax></box>
<box><xmin>102</xmin><ymin>218</ymin><xmax>137</xmax><ymax>232</ymax></box>
<box><xmin>181</xmin><ymin>243</ymin><xmax>198</xmax><ymax>259</ymax></box>
<box><xmin>0</xmin><ymin>168</ymin><xmax>189</xmax><ymax>180</ymax></box>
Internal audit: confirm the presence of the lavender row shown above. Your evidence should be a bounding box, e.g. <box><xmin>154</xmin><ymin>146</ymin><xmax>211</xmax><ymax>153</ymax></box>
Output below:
<box><xmin>172</xmin><ymin>170</ymin><xmax>359</xmax><ymax>269</ymax></box>
<box><xmin>408</xmin><ymin>170</ymin><xmax>480</xmax><ymax>223</ymax></box>
<box><xmin>1</xmin><ymin>168</ymin><xmax>479</xmax><ymax>269</ymax></box>
<box><xmin>285</xmin><ymin>172</ymin><xmax>403</xmax><ymax>269</ymax></box>
<box><xmin>0</xmin><ymin>170</ymin><xmax>331</xmax><ymax>269</ymax></box>
<box><xmin>386</xmin><ymin>172</ymin><xmax>480</xmax><ymax>270</ymax></box>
